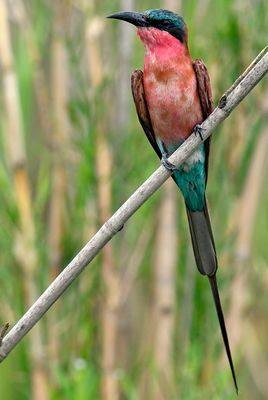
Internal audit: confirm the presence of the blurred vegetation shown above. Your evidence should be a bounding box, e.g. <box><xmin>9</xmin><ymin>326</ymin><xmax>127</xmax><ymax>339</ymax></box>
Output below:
<box><xmin>0</xmin><ymin>0</ymin><xmax>268</xmax><ymax>399</ymax></box>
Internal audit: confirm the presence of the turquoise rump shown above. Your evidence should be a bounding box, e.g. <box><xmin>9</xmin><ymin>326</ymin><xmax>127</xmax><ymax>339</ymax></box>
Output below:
<box><xmin>158</xmin><ymin>140</ymin><xmax>206</xmax><ymax>212</ymax></box>
<box><xmin>174</xmin><ymin>146</ymin><xmax>206</xmax><ymax>212</ymax></box>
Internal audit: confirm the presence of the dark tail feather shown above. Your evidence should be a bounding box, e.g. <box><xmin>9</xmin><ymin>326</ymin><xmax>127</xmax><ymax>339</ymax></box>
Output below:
<box><xmin>186</xmin><ymin>198</ymin><xmax>238</xmax><ymax>394</ymax></box>
<box><xmin>186</xmin><ymin>199</ymin><xmax>217</xmax><ymax>276</ymax></box>
<box><xmin>209</xmin><ymin>275</ymin><xmax>238</xmax><ymax>395</ymax></box>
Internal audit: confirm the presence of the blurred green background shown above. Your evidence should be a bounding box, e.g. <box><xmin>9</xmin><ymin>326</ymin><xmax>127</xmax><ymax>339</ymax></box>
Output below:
<box><xmin>0</xmin><ymin>0</ymin><xmax>268</xmax><ymax>399</ymax></box>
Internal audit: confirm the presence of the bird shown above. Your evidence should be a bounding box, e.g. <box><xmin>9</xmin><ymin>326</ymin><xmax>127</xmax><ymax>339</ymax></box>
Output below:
<box><xmin>108</xmin><ymin>9</ymin><xmax>238</xmax><ymax>393</ymax></box>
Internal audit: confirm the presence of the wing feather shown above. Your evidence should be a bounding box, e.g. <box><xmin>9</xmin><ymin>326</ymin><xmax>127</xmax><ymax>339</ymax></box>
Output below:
<box><xmin>131</xmin><ymin>69</ymin><xmax>162</xmax><ymax>159</ymax></box>
<box><xmin>193</xmin><ymin>59</ymin><xmax>214</xmax><ymax>183</ymax></box>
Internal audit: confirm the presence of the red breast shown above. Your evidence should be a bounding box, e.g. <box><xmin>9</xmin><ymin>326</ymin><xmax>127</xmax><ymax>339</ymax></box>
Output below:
<box><xmin>137</xmin><ymin>27</ymin><xmax>203</xmax><ymax>144</ymax></box>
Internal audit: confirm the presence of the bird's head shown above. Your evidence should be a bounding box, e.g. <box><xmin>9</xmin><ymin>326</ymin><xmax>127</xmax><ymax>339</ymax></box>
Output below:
<box><xmin>107</xmin><ymin>9</ymin><xmax>188</xmax><ymax>49</ymax></box>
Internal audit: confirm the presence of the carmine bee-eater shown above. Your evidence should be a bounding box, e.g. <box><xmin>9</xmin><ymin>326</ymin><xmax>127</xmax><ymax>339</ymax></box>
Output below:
<box><xmin>108</xmin><ymin>9</ymin><xmax>238</xmax><ymax>392</ymax></box>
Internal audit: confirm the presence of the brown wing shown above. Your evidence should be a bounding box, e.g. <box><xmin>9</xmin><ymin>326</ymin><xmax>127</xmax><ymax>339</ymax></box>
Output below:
<box><xmin>131</xmin><ymin>69</ymin><xmax>162</xmax><ymax>159</ymax></box>
<box><xmin>193</xmin><ymin>59</ymin><xmax>214</xmax><ymax>184</ymax></box>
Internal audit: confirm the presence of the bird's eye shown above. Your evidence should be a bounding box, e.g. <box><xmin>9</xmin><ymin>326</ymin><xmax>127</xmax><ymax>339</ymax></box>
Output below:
<box><xmin>162</xmin><ymin>20</ymin><xmax>170</xmax><ymax>27</ymax></box>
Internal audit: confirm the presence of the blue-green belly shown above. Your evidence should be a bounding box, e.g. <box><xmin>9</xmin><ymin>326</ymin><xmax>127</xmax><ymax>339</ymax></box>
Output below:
<box><xmin>158</xmin><ymin>139</ymin><xmax>206</xmax><ymax>211</ymax></box>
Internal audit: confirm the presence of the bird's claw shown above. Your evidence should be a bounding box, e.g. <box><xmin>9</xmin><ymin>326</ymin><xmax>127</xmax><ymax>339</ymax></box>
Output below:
<box><xmin>194</xmin><ymin>124</ymin><xmax>205</xmax><ymax>141</ymax></box>
<box><xmin>161</xmin><ymin>153</ymin><xmax>178</xmax><ymax>171</ymax></box>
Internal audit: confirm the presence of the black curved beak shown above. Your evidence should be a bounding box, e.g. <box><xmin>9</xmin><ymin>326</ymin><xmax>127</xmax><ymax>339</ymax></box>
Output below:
<box><xmin>107</xmin><ymin>11</ymin><xmax>149</xmax><ymax>27</ymax></box>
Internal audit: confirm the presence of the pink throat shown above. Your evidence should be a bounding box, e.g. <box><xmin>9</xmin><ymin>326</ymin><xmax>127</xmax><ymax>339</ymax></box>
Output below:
<box><xmin>137</xmin><ymin>27</ymin><xmax>188</xmax><ymax>57</ymax></box>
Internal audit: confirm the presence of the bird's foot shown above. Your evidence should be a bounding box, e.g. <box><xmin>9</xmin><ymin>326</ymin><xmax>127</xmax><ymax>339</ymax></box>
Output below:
<box><xmin>193</xmin><ymin>124</ymin><xmax>205</xmax><ymax>141</ymax></box>
<box><xmin>161</xmin><ymin>152</ymin><xmax>178</xmax><ymax>171</ymax></box>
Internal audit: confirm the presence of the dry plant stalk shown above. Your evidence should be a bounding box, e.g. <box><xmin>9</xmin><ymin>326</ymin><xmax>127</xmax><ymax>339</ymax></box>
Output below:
<box><xmin>119</xmin><ymin>221</ymin><xmax>153</xmax><ymax>306</ymax></box>
<box><xmin>46</xmin><ymin>0</ymin><xmax>70</xmax><ymax>376</ymax></box>
<box><xmin>152</xmin><ymin>180</ymin><xmax>178</xmax><ymax>399</ymax></box>
<box><xmin>86</xmin><ymin>15</ymin><xmax>119</xmax><ymax>400</ymax></box>
<box><xmin>227</xmin><ymin>126</ymin><xmax>268</xmax><ymax>352</ymax></box>
<box><xmin>117</xmin><ymin>218</ymin><xmax>154</xmax><ymax>390</ymax></box>
<box><xmin>179</xmin><ymin>248</ymin><xmax>196</xmax><ymax>366</ymax></box>
<box><xmin>7</xmin><ymin>0</ymin><xmax>51</xmax><ymax>135</ymax></box>
<box><xmin>0</xmin><ymin>1</ymin><xmax>48</xmax><ymax>399</ymax></box>
<box><xmin>116</xmin><ymin>0</ymin><xmax>134</xmax><ymax>130</ymax></box>
<box><xmin>243</xmin><ymin>322</ymin><xmax>268</xmax><ymax>396</ymax></box>
<box><xmin>164</xmin><ymin>0</ymin><xmax>181</xmax><ymax>11</ymax></box>
<box><xmin>0</xmin><ymin>46</ymin><xmax>267</xmax><ymax>365</ymax></box>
